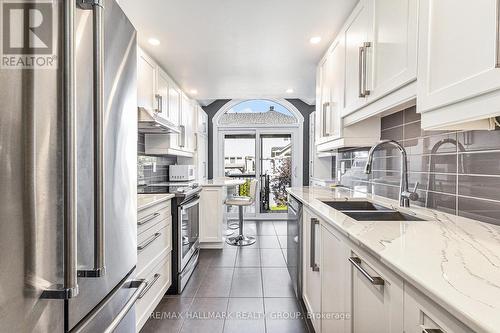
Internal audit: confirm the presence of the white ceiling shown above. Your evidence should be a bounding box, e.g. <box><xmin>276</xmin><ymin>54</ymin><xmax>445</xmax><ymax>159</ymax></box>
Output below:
<box><xmin>118</xmin><ymin>0</ymin><xmax>358</xmax><ymax>105</ymax></box>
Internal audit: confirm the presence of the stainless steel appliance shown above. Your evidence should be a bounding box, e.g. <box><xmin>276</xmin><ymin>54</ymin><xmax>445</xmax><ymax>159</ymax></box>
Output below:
<box><xmin>169</xmin><ymin>164</ymin><xmax>196</xmax><ymax>181</ymax></box>
<box><xmin>0</xmin><ymin>1</ymin><xmax>142</xmax><ymax>332</ymax></box>
<box><xmin>287</xmin><ymin>194</ymin><xmax>303</xmax><ymax>299</ymax></box>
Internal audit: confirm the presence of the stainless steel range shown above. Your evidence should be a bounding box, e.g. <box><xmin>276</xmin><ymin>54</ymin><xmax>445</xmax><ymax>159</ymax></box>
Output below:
<box><xmin>139</xmin><ymin>182</ymin><xmax>201</xmax><ymax>294</ymax></box>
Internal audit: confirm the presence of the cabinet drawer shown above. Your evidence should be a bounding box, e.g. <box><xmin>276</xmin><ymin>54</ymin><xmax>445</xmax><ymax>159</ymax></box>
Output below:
<box><xmin>137</xmin><ymin>218</ymin><xmax>171</xmax><ymax>277</ymax></box>
<box><xmin>138</xmin><ymin>201</ymin><xmax>171</xmax><ymax>235</ymax></box>
<box><xmin>136</xmin><ymin>253</ymin><xmax>172</xmax><ymax>331</ymax></box>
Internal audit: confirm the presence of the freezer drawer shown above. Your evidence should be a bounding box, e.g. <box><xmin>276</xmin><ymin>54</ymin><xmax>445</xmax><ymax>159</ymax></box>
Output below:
<box><xmin>136</xmin><ymin>253</ymin><xmax>172</xmax><ymax>330</ymax></box>
<box><xmin>137</xmin><ymin>218</ymin><xmax>172</xmax><ymax>276</ymax></box>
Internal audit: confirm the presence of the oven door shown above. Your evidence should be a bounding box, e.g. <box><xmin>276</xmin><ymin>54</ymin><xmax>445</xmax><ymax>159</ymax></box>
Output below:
<box><xmin>178</xmin><ymin>194</ymin><xmax>200</xmax><ymax>272</ymax></box>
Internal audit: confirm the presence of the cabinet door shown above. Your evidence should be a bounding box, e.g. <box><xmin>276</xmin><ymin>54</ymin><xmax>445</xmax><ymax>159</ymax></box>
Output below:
<box><xmin>318</xmin><ymin>50</ymin><xmax>333</xmax><ymax>139</ymax></box>
<box><xmin>137</xmin><ymin>48</ymin><xmax>156</xmax><ymax>111</ymax></box>
<box><xmin>342</xmin><ymin>0</ymin><xmax>373</xmax><ymax>116</ymax></box>
<box><xmin>156</xmin><ymin>68</ymin><xmax>170</xmax><ymax>122</ymax></box>
<box><xmin>369</xmin><ymin>0</ymin><xmax>418</xmax><ymax>102</ymax></box>
<box><xmin>168</xmin><ymin>84</ymin><xmax>181</xmax><ymax>149</ymax></box>
<box><xmin>418</xmin><ymin>0</ymin><xmax>500</xmax><ymax>113</ymax></box>
<box><xmin>196</xmin><ymin>134</ymin><xmax>208</xmax><ymax>181</ymax></box>
<box><xmin>302</xmin><ymin>209</ymin><xmax>322</xmax><ymax>332</ymax></box>
<box><xmin>199</xmin><ymin>187</ymin><xmax>223</xmax><ymax>243</ymax></box>
<box><xmin>197</xmin><ymin>106</ymin><xmax>208</xmax><ymax>135</ymax></box>
<box><xmin>351</xmin><ymin>251</ymin><xmax>404</xmax><ymax>333</ymax></box>
<box><xmin>321</xmin><ymin>225</ymin><xmax>350</xmax><ymax>333</ymax></box>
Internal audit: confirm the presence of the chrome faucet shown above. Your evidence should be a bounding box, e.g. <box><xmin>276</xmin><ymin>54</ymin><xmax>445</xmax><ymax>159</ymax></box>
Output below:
<box><xmin>364</xmin><ymin>140</ymin><xmax>419</xmax><ymax>207</ymax></box>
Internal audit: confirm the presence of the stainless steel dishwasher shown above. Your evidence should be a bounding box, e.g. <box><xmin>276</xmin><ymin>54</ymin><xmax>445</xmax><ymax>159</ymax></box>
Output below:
<box><xmin>287</xmin><ymin>194</ymin><xmax>303</xmax><ymax>299</ymax></box>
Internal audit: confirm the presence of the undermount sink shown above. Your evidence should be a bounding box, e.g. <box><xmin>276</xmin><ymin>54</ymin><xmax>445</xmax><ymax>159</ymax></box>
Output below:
<box><xmin>340</xmin><ymin>211</ymin><xmax>424</xmax><ymax>222</ymax></box>
<box><xmin>321</xmin><ymin>200</ymin><xmax>391</xmax><ymax>211</ymax></box>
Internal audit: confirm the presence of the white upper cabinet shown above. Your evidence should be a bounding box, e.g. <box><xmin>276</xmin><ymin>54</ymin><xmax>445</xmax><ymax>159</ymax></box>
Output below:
<box><xmin>417</xmin><ymin>0</ymin><xmax>500</xmax><ymax>130</ymax></box>
<box><xmin>339</xmin><ymin>0</ymin><xmax>418</xmax><ymax>124</ymax></box>
<box><xmin>197</xmin><ymin>106</ymin><xmax>208</xmax><ymax>136</ymax></box>
<box><xmin>369</xmin><ymin>0</ymin><xmax>418</xmax><ymax>101</ymax></box>
<box><xmin>137</xmin><ymin>48</ymin><xmax>157</xmax><ymax>112</ymax></box>
<box><xmin>342</xmin><ymin>0</ymin><xmax>373</xmax><ymax>116</ymax></box>
<box><xmin>156</xmin><ymin>68</ymin><xmax>171</xmax><ymax>124</ymax></box>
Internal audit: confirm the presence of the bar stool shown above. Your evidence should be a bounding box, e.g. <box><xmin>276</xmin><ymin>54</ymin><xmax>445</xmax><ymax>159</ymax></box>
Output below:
<box><xmin>225</xmin><ymin>179</ymin><xmax>257</xmax><ymax>246</ymax></box>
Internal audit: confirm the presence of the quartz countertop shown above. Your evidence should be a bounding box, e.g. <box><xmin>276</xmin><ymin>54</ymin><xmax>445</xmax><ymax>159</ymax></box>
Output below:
<box><xmin>200</xmin><ymin>178</ymin><xmax>246</xmax><ymax>187</ymax></box>
<box><xmin>137</xmin><ymin>193</ymin><xmax>175</xmax><ymax>211</ymax></box>
<box><xmin>286</xmin><ymin>186</ymin><xmax>500</xmax><ymax>333</ymax></box>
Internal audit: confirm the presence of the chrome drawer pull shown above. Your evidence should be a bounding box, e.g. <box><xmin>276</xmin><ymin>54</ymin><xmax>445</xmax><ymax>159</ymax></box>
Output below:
<box><xmin>137</xmin><ymin>212</ymin><xmax>160</xmax><ymax>226</ymax></box>
<box><xmin>349</xmin><ymin>257</ymin><xmax>384</xmax><ymax>285</ymax></box>
<box><xmin>422</xmin><ymin>329</ymin><xmax>443</xmax><ymax>333</ymax></box>
<box><xmin>137</xmin><ymin>232</ymin><xmax>161</xmax><ymax>252</ymax></box>
<box><xmin>310</xmin><ymin>218</ymin><xmax>320</xmax><ymax>272</ymax></box>
<box><xmin>139</xmin><ymin>273</ymin><xmax>161</xmax><ymax>299</ymax></box>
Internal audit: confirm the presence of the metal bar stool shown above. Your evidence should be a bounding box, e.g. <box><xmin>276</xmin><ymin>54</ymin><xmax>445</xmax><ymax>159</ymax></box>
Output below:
<box><xmin>225</xmin><ymin>179</ymin><xmax>257</xmax><ymax>246</ymax></box>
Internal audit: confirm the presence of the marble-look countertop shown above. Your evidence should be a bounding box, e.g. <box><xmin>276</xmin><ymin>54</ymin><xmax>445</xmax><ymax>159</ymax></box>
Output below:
<box><xmin>137</xmin><ymin>193</ymin><xmax>175</xmax><ymax>211</ymax></box>
<box><xmin>287</xmin><ymin>186</ymin><xmax>500</xmax><ymax>333</ymax></box>
<box><xmin>200</xmin><ymin>178</ymin><xmax>246</xmax><ymax>187</ymax></box>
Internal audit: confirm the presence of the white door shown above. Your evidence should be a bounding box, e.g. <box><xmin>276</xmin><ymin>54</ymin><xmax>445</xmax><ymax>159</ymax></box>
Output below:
<box><xmin>156</xmin><ymin>68</ymin><xmax>170</xmax><ymax>122</ymax></box>
<box><xmin>351</xmin><ymin>251</ymin><xmax>404</xmax><ymax>333</ymax></box>
<box><xmin>418</xmin><ymin>0</ymin><xmax>500</xmax><ymax>113</ymax></box>
<box><xmin>342</xmin><ymin>0</ymin><xmax>373</xmax><ymax>116</ymax></box>
<box><xmin>137</xmin><ymin>48</ymin><xmax>156</xmax><ymax>111</ymax></box>
<box><xmin>168</xmin><ymin>85</ymin><xmax>181</xmax><ymax>149</ymax></box>
<box><xmin>321</xmin><ymin>225</ymin><xmax>350</xmax><ymax>333</ymax></box>
<box><xmin>369</xmin><ymin>0</ymin><xmax>418</xmax><ymax>102</ymax></box>
<box><xmin>303</xmin><ymin>209</ymin><xmax>321</xmax><ymax>332</ymax></box>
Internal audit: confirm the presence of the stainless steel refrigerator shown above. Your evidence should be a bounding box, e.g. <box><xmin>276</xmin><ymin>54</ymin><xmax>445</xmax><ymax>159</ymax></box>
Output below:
<box><xmin>0</xmin><ymin>0</ymin><xmax>142</xmax><ymax>332</ymax></box>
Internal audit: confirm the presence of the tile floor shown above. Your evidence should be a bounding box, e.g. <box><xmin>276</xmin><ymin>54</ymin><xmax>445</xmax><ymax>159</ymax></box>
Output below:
<box><xmin>140</xmin><ymin>220</ymin><xmax>309</xmax><ymax>333</ymax></box>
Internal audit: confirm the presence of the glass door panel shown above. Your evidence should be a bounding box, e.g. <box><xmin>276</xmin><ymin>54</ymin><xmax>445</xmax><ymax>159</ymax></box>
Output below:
<box><xmin>260</xmin><ymin>134</ymin><xmax>292</xmax><ymax>213</ymax></box>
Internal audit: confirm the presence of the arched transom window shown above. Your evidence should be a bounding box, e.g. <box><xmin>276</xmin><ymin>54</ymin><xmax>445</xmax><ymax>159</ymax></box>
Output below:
<box><xmin>218</xmin><ymin>99</ymin><xmax>299</xmax><ymax>126</ymax></box>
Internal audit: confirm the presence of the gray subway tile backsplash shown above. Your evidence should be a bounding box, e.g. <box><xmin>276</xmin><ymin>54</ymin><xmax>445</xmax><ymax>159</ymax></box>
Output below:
<box><xmin>337</xmin><ymin>106</ymin><xmax>500</xmax><ymax>226</ymax></box>
<box><xmin>137</xmin><ymin>133</ymin><xmax>176</xmax><ymax>188</ymax></box>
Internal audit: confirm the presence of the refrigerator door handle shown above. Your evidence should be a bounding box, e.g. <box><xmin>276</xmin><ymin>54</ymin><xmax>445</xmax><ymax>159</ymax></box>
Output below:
<box><xmin>41</xmin><ymin>0</ymin><xmax>79</xmax><ymax>300</ymax></box>
<box><xmin>77</xmin><ymin>0</ymin><xmax>106</xmax><ymax>278</ymax></box>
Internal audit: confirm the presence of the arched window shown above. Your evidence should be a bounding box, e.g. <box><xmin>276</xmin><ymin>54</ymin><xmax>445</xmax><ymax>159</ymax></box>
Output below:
<box><xmin>217</xmin><ymin>99</ymin><xmax>299</xmax><ymax>126</ymax></box>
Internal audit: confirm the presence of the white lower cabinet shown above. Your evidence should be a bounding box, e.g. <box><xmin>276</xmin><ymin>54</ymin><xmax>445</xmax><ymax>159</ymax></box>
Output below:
<box><xmin>404</xmin><ymin>284</ymin><xmax>471</xmax><ymax>333</ymax></box>
<box><xmin>302</xmin><ymin>208</ymin><xmax>322</xmax><ymax>332</ymax></box>
<box><xmin>199</xmin><ymin>186</ymin><xmax>226</xmax><ymax>247</ymax></box>
<box><xmin>320</xmin><ymin>224</ymin><xmax>351</xmax><ymax>333</ymax></box>
<box><xmin>350</xmin><ymin>251</ymin><xmax>404</xmax><ymax>333</ymax></box>
<box><xmin>136</xmin><ymin>199</ymin><xmax>173</xmax><ymax>332</ymax></box>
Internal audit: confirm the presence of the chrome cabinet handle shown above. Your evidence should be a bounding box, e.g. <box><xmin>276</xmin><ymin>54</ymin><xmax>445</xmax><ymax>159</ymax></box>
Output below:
<box><xmin>422</xmin><ymin>329</ymin><xmax>444</xmax><ymax>333</ymax></box>
<box><xmin>322</xmin><ymin>102</ymin><xmax>330</xmax><ymax>137</ymax></box>
<box><xmin>76</xmin><ymin>0</ymin><xmax>106</xmax><ymax>279</ymax></box>
<box><xmin>139</xmin><ymin>273</ymin><xmax>161</xmax><ymax>299</ymax></box>
<box><xmin>155</xmin><ymin>94</ymin><xmax>162</xmax><ymax>113</ymax></box>
<box><xmin>362</xmin><ymin>42</ymin><xmax>371</xmax><ymax>96</ymax></box>
<box><xmin>137</xmin><ymin>212</ymin><xmax>160</xmax><ymax>226</ymax></box>
<box><xmin>310</xmin><ymin>218</ymin><xmax>320</xmax><ymax>272</ymax></box>
<box><xmin>358</xmin><ymin>45</ymin><xmax>365</xmax><ymax>97</ymax></box>
<box><xmin>349</xmin><ymin>257</ymin><xmax>384</xmax><ymax>285</ymax></box>
<box><xmin>137</xmin><ymin>232</ymin><xmax>162</xmax><ymax>252</ymax></box>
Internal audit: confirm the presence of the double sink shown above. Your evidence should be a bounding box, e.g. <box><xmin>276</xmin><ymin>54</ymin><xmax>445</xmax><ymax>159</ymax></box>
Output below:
<box><xmin>320</xmin><ymin>200</ymin><xmax>424</xmax><ymax>221</ymax></box>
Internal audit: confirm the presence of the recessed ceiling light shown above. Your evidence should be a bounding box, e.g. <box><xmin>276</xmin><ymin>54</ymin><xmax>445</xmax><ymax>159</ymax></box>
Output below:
<box><xmin>148</xmin><ymin>38</ymin><xmax>160</xmax><ymax>46</ymax></box>
<box><xmin>286</xmin><ymin>88</ymin><xmax>294</xmax><ymax>94</ymax></box>
<box><xmin>310</xmin><ymin>36</ymin><xmax>322</xmax><ymax>44</ymax></box>
<box><xmin>190</xmin><ymin>89</ymin><xmax>198</xmax><ymax>95</ymax></box>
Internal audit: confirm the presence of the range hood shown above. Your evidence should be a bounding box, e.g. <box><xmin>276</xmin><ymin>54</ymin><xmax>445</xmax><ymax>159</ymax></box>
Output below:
<box><xmin>138</xmin><ymin>107</ymin><xmax>181</xmax><ymax>134</ymax></box>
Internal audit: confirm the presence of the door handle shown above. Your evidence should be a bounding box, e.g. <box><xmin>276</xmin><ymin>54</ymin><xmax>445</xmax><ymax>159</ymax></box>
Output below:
<box><xmin>422</xmin><ymin>329</ymin><xmax>444</xmax><ymax>333</ymax></box>
<box><xmin>322</xmin><ymin>102</ymin><xmax>330</xmax><ymax>137</ymax></box>
<box><xmin>310</xmin><ymin>218</ymin><xmax>320</xmax><ymax>272</ymax></box>
<box><xmin>349</xmin><ymin>256</ymin><xmax>384</xmax><ymax>285</ymax></box>
<box><xmin>137</xmin><ymin>232</ymin><xmax>162</xmax><ymax>252</ymax></box>
<box><xmin>41</xmin><ymin>0</ymin><xmax>79</xmax><ymax>299</ymax></box>
<box><xmin>362</xmin><ymin>42</ymin><xmax>371</xmax><ymax>96</ymax></box>
<box><xmin>358</xmin><ymin>45</ymin><xmax>365</xmax><ymax>98</ymax></box>
<box><xmin>77</xmin><ymin>0</ymin><xmax>105</xmax><ymax>278</ymax></box>
<box><xmin>139</xmin><ymin>273</ymin><xmax>161</xmax><ymax>299</ymax></box>
<box><xmin>137</xmin><ymin>212</ymin><xmax>160</xmax><ymax>226</ymax></box>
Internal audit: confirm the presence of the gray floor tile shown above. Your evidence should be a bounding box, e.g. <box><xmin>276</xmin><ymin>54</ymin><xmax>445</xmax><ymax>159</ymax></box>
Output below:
<box><xmin>224</xmin><ymin>298</ymin><xmax>265</xmax><ymax>333</ymax></box>
<box><xmin>196</xmin><ymin>268</ymin><xmax>234</xmax><ymax>297</ymax></box>
<box><xmin>179</xmin><ymin>298</ymin><xmax>228</xmax><ymax>333</ymax></box>
<box><xmin>262</xmin><ymin>268</ymin><xmax>295</xmax><ymax>297</ymax></box>
<box><xmin>235</xmin><ymin>248</ymin><xmax>261</xmax><ymax>267</ymax></box>
<box><xmin>230</xmin><ymin>267</ymin><xmax>263</xmax><ymax>297</ymax></box>
<box><xmin>264</xmin><ymin>298</ymin><xmax>307</xmax><ymax>333</ymax></box>
<box><xmin>209</xmin><ymin>248</ymin><xmax>237</xmax><ymax>267</ymax></box>
<box><xmin>140</xmin><ymin>297</ymin><xmax>194</xmax><ymax>333</ymax></box>
<box><xmin>167</xmin><ymin>261</ymin><xmax>208</xmax><ymax>298</ymax></box>
<box><xmin>260</xmin><ymin>248</ymin><xmax>286</xmax><ymax>267</ymax></box>
<box><xmin>277</xmin><ymin>235</ymin><xmax>287</xmax><ymax>249</ymax></box>
<box><xmin>255</xmin><ymin>221</ymin><xmax>276</xmax><ymax>235</ymax></box>
<box><xmin>258</xmin><ymin>235</ymin><xmax>280</xmax><ymax>248</ymax></box>
<box><xmin>273</xmin><ymin>222</ymin><xmax>288</xmax><ymax>236</ymax></box>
